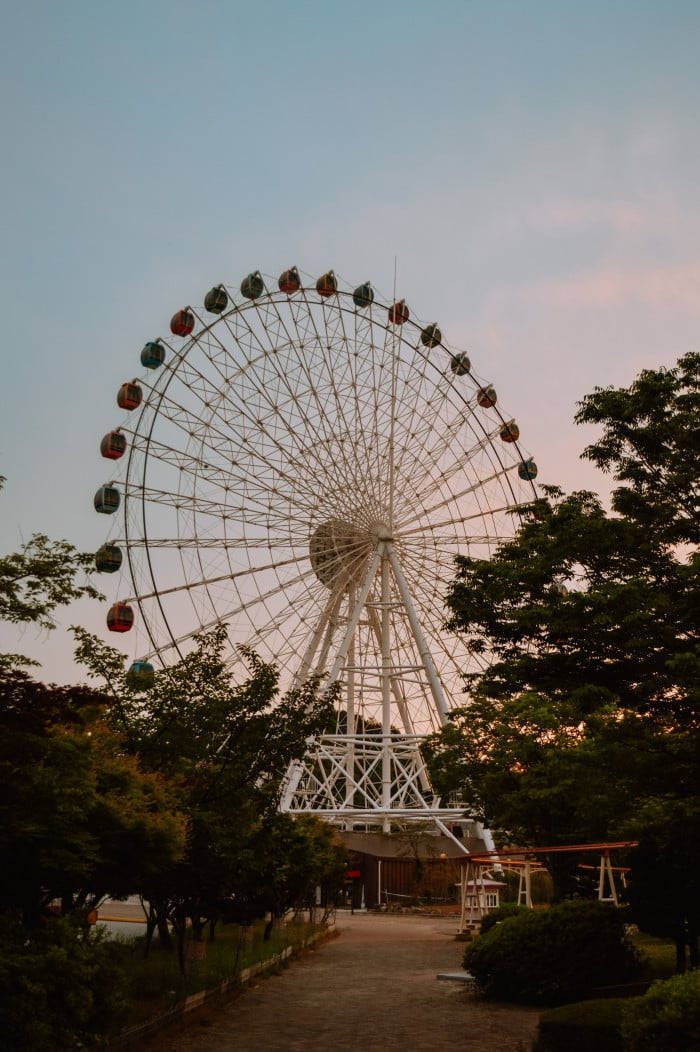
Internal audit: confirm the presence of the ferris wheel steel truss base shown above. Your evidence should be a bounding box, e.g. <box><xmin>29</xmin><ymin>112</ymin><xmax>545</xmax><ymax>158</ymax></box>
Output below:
<box><xmin>280</xmin><ymin>538</ymin><xmax>483</xmax><ymax>849</ymax></box>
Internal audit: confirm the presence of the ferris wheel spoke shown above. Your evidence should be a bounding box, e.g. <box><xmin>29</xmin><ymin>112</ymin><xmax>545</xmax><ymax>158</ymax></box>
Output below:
<box><xmin>293</xmin><ymin>292</ymin><xmax>388</xmax><ymax>522</ymax></box>
<box><xmin>152</xmin><ymin>355</ymin><xmax>354</xmax><ymax>522</ymax></box>
<box><xmin>122</xmin><ymin>551</ymin><xmax>311</xmax><ymax>605</ymax></box>
<box><xmin>197</xmin><ymin>310</ymin><xmax>362</xmax><ymax>513</ymax></box>
<box><xmin>119</xmin><ymin>536</ymin><xmax>308</xmax><ymax>550</ymax></box>
<box><xmin>398</xmin><ymin>462</ymin><xmax>520</xmax><ymax>531</ymax></box>
<box><xmin>405</xmin><ymin>420</ymin><xmax>511</xmax><ymax>514</ymax></box>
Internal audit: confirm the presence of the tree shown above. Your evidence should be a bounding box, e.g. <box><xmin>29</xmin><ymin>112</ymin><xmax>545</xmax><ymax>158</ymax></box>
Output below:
<box><xmin>427</xmin><ymin>353</ymin><xmax>699</xmax><ymax>883</ymax></box>
<box><xmin>626</xmin><ymin>798</ymin><xmax>700</xmax><ymax>973</ymax></box>
<box><xmin>0</xmin><ymin>477</ymin><xmax>103</xmax><ymax>667</ymax></box>
<box><xmin>0</xmin><ymin>668</ymin><xmax>186</xmax><ymax>926</ymax></box>
<box><xmin>72</xmin><ymin>625</ymin><xmax>337</xmax><ymax>969</ymax></box>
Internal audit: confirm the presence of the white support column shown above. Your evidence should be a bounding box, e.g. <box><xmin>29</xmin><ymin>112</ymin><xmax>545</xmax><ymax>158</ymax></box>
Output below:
<box><xmin>380</xmin><ymin>549</ymin><xmax>392</xmax><ymax>832</ymax></box>
<box><xmin>326</xmin><ymin>548</ymin><xmax>381</xmax><ymax>689</ymax></box>
<box><xmin>386</xmin><ymin>543</ymin><xmax>451</xmax><ymax>724</ymax></box>
<box><xmin>293</xmin><ymin>582</ymin><xmax>345</xmax><ymax>686</ymax></box>
<box><xmin>345</xmin><ymin>586</ymin><xmax>356</xmax><ymax>809</ymax></box>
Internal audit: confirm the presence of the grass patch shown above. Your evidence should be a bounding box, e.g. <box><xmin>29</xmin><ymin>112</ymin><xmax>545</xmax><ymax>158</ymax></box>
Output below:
<box><xmin>535</xmin><ymin>998</ymin><xmax>628</xmax><ymax>1052</ymax></box>
<box><xmin>113</xmin><ymin>918</ymin><xmax>326</xmax><ymax>1027</ymax></box>
<box><xmin>628</xmin><ymin>931</ymin><xmax>677</xmax><ymax>980</ymax></box>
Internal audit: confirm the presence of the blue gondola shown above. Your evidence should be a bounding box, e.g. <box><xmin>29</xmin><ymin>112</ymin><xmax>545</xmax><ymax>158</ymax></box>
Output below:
<box><xmin>204</xmin><ymin>285</ymin><xmax>228</xmax><ymax>313</ymax></box>
<box><xmin>450</xmin><ymin>353</ymin><xmax>471</xmax><ymax>375</ymax></box>
<box><xmin>421</xmin><ymin>323</ymin><xmax>441</xmax><ymax>348</ymax></box>
<box><xmin>241</xmin><ymin>271</ymin><xmax>264</xmax><ymax>299</ymax></box>
<box><xmin>95</xmin><ymin>544</ymin><xmax>122</xmax><ymax>573</ymax></box>
<box><xmin>518</xmin><ymin>458</ymin><xmax>538</xmax><ymax>481</ymax></box>
<box><xmin>94</xmin><ymin>485</ymin><xmax>120</xmax><ymax>514</ymax></box>
<box><xmin>141</xmin><ymin>341</ymin><xmax>166</xmax><ymax>369</ymax></box>
<box><xmin>126</xmin><ymin>661</ymin><xmax>155</xmax><ymax>689</ymax></box>
<box><xmin>353</xmin><ymin>282</ymin><xmax>374</xmax><ymax>308</ymax></box>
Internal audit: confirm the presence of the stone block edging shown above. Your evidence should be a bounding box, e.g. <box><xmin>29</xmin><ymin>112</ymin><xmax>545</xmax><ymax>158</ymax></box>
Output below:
<box><xmin>109</xmin><ymin>925</ymin><xmax>335</xmax><ymax>1048</ymax></box>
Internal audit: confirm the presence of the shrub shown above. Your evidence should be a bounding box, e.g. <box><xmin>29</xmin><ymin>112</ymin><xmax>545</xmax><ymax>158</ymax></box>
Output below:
<box><xmin>464</xmin><ymin>899</ymin><xmax>641</xmax><ymax>1005</ymax></box>
<box><xmin>621</xmin><ymin>971</ymin><xmax>700</xmax><ymax>1050</ymax></box>
<box><xmin>535</xmin><ymin>998</ymin><xmax>627</xmax><ymax>1052</ymax></box>
<box><xmin>480</xmin><ymin>902</ymin><xmax>527</xmax><ymax>935</ymax></box>
<box><xmin>0</xmin><ymin>916</ymin><xmax>130</xmax><ymax>1050</ymax></box>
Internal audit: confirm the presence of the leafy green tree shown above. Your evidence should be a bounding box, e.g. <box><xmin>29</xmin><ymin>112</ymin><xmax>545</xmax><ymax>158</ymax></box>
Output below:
<box><xmin>73</xmin><ymin>625</ymin><xmax>336</xmax><ymax>969</ymax></box>
<box><xmin>0</xmin><ymin>668</ymin><xmax>186</xmax><ymax>926</ymax></box>
<box><xmin>625</xmin><ymin>798</ymin><xmax>700</xmax><ymax>973</ymax></box>
<box><xmin>428</xmin><ymin>353</ymin><xmax>699</xmax><ymax>882</ymax></box>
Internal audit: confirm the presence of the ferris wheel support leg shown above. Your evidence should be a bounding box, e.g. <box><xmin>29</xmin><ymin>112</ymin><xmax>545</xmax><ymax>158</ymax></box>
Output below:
<box><xmin>326</xmin><ymin>549</ymin><xmax>382</xmax><ymax>689</ymax></box>
<box><xmin>293</xmin><ymin>582</ymin><xmax>345</xmax><ymax>687</ymax></box>
<box><xmin>380</xmin><ymin>551</ymin><xmax>392</xmax><ymax>831</ymax></box>
<box><xmin>345</xmin><ymin>586</ymin><xmax>356</xmax><ymax>808</ymax></box>
<box><xmin>386</xmin><ymin>543</ymin><xmax>451</xmax><ymax>725</ymax></box>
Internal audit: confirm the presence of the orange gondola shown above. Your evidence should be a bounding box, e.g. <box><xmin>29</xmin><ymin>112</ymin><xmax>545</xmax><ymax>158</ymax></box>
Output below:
<box><xmin>117</xmin><ymin>380</ymin><xmax>142</xmax><ymax>410</ymax></box>
<box><xmin>316</xmin><ymin>270</ymin><xmax>337</xmax><ymax>298</ymax></box>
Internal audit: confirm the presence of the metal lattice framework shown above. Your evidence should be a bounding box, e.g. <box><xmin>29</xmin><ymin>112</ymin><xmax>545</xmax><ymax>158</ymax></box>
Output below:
<box><xmin>98</xmin><ymin>267</ymin><xmax>537</xmax><ymax>835</ymax></box>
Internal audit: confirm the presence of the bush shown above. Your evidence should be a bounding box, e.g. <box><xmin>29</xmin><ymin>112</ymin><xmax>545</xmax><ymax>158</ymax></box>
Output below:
<box><xmin>480</xmin><ymin>902</ymin><xmax>527</xmax><ymax>935</ymax></box>
<box><xmin>621</xmin><ymin>971</ymin><xmax>700</xmax><ymax>1050</ymax></box>
<box><xmin>535</xmin><ymin>998</ymin><xmax>627</xmax><ymax>1052</ymax></box>
<box><xmin>0</xmin><ymin>916</ymin><xmax>129</xmax><ymax>1050</ymax></box>
<box><xmin>464</xmin><ymin>900</ymin><xmax>641</xmax><ymax>1005</ymax></box>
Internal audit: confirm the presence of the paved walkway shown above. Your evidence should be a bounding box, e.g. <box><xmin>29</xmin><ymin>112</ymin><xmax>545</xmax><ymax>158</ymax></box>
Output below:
<box><xmin>145</xmin><ymin>912</ymin><xmax>539</xmax><ymax>1051</ymax></box>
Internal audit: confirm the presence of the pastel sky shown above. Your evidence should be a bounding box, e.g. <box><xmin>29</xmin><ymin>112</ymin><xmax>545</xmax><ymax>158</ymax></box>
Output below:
<box><xmin>2</xmin><ymin>1</ymin><xmax>699</xmax><ymax>681</ymax></box>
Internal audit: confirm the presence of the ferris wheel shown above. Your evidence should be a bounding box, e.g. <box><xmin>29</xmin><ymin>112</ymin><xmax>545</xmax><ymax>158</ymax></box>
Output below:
<box><xmin>94</xmin><ymin>266</ymin><xmax>537</xmax><ymax>822</ymax></box>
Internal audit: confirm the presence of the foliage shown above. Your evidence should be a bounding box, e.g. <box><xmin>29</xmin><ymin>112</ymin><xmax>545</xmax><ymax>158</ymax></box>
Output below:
<box><xmin>535</xmin><ymin>998</ymin><xmax>627</xmax><ymax>1052</ymax></box>
<box><xmin>0</xmin><ymin>667</ymin><xmax>186</xmax><ymax>925</ymax></box>
<box><xmin>479</xmin><ymin>901</ymin><xmax>527</xmax><ymax>934</ymax></box>
<box><xmin>72</xmin><ymin>625</ymin><xmax>337</xmax><ymax>966</ymax></box>
<box><xmin>0</xmin><ymin>915</ymin><xmax>129</xmax><ymax>1051</ymax></box>
<box><xmin>0</xmin><ymin>534</ymin><xmax>102</xmax><ymax>631</ymax></box>
<box><xmin>464</xmin><ymin>900</ymin><xmax>641</xmax><ymax>1005</ymax></box>
<box><xmin>625</xmin><ymin>798</ymin><xmax>700</xmax><ymax>973</ymax></box>
<box><xmin>620</xmin><ymin>971</ymin><xmax>700</xmax><ymax>1051</ymax></box>
<box><xmin>427</xmin><ymin>354</ymin><xmax>699</xmax><ymax>867</ymax></box>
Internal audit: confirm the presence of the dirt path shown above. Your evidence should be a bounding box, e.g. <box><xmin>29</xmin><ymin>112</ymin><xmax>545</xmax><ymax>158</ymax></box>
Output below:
<box><xmin>144</xmin><ymin>912</ymin><xmax>539</xmax><ymax>1051</ymax></box>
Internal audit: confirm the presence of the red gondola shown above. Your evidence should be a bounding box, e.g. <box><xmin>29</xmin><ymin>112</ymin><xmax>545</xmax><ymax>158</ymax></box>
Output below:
<box><xmin>107</xmin><ymin>603</ymin><xmax>134</xmax><ymax>632</ymax></box>
<box><xmin>500</xmin><ymin>420</ymin><xmax>520</xmax><ymax>443</ymax></box>
<box><xmin>278</xmin><ymin>267</ymin><xmax>301</xmax><ymax>294</ymax></box>
<box><xmin>477</xmin><ymin>385</ymin><xmax>497</xmax><ymax>408</ymax></box>
<box><xmin>100</xmin><ymin>430</ymin><xmax>127</xmax><ymax>460</ymax></box>
<box><xmin>388</xmin><ymin>299</ymin><xmax>409</xmax><ymax>325</ymax></box>
<box><xmin>117</xmin><ymin>380</ymin><xmax>142</xmax><ymax>410</ymax></box>
<box><xmin>170</xmin><ymin>308</ymin><xmax>195</xmax><ymax>336</ymax></box>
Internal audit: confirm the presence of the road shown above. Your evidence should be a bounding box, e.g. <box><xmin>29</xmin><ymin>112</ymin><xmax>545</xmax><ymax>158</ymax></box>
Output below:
<box><xmin>144</xmin><ymin>912</ymin><xmax>539</xmax><ymax>1051</ymax></box>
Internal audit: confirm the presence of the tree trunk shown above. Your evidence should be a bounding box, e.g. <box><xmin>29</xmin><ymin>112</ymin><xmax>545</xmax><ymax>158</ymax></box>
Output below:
<box><xmin>209</xmin><ymin>918</ymin><xmax>217</xmax><ymax>942</ymax></box>
<box><xmin>675</xmin><ymin>935</ymin><xmax>687</xmax><ymax>973</ymax></box>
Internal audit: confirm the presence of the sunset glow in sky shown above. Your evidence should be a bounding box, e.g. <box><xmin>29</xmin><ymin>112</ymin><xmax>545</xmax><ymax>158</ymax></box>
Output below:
<box><xmin>2</xmin><ymin>1</ymin><xmax>699</xmax><ymax>681</ymax></box>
